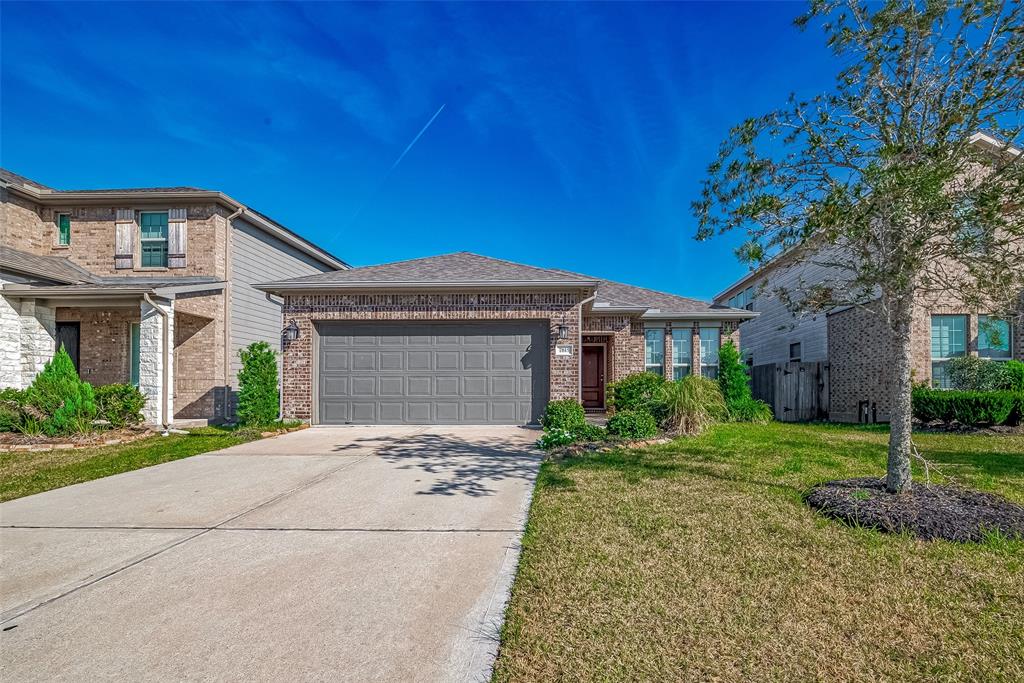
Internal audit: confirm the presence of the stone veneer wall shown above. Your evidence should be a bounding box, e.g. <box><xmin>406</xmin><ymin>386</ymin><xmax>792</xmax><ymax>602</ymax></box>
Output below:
<box><xmin>140</xmin><ymin>299</ymin><xmax>174</xmax><ymax>426</ymax></box>
<box><xmin>280</xmin><ymin>291</ymin><xmax>586</xmax><ymax>422</ymax></box>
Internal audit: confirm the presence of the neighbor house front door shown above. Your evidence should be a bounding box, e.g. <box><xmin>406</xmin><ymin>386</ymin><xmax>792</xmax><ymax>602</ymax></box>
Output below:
<box><xmin>55</xmin><ymin>322</ymin><xmax>80</xmax><ymax>372</ymax></box>
<box><xmin>582</xmin><ymin>345</ymin><xmax>605</xmax><ymax>409</ymax></box>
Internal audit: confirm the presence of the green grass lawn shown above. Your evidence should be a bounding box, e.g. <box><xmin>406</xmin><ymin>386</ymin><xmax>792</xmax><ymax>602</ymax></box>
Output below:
<box><xmin>0</xmin><ymin>427</ymin><xmax>259</xmax><ymax>503</ymax></box>
<box><xmin>493</xmin><ymin>422</ymin><xmax>1024</xmax><ymax>682</ymax></box>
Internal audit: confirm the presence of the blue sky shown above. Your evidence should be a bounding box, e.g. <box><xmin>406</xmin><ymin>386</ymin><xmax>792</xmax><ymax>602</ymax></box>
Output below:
<box><xmin>1</xmin><ymin>2</ymin><xmax>838</xmax><ymax>299</ymax></box>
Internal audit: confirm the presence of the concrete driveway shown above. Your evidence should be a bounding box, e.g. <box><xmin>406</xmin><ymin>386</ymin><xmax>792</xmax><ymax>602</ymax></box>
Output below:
<box><xmin>0</xmin><ymin>425</ymin><xmax>541</xmax><ymax>682</ymax></box>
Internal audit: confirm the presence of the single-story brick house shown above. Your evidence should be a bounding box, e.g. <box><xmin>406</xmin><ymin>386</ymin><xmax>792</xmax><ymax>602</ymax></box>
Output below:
<box><xmin>256</xmin><ymin>252</ymin><xmax>756</xmax><ymax>425</ymax></box>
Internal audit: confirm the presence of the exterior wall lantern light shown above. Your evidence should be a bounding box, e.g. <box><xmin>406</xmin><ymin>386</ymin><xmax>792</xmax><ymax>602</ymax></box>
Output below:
<box><xmin>557</xmin><ymin>324</ymin><xmax>570</xmax><ymax>340</ymax></box>
<box><xmin>283</xmin><ymin>320</ymin><xmax>300</xmax><ymax>342</ymax></box>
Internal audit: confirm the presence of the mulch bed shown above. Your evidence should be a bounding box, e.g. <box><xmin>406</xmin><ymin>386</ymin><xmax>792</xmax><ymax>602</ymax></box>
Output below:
<box><xmin>805</xmin><ymin>477</ymin><xmax>1024</xmax><ymax>543</ymax></box>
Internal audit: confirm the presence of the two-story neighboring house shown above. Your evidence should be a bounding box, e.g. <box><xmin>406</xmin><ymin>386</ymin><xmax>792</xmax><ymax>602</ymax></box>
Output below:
<box><xmin>1</xmin><ymin>168</ymin><xmax>347</xmax><ymax>427</ymax></box>
<box><xmin>713</xmin><ymin>133</ymin><xmax>1023</xmax><ymax>423</ymax></box>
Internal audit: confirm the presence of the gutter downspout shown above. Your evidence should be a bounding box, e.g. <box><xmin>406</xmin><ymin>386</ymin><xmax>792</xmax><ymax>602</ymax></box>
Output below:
<box><xmin>265</xmin><ymin>292</ymin><xmax>285</xmax><ymax>420</ymax></box>
<box><xmin>577</xmin><ymin>292</ymin><xmax>598</xmax><ymax>402</ymax></box>
<box><xmin>224</xmin><ymin>205</ymin><xmax>244</xmax><ymax>421</ymax></box>
<box><xmin>143</xmin><ymin>293</ymin><xmax>170</xmax><ymax>435</ymax></box>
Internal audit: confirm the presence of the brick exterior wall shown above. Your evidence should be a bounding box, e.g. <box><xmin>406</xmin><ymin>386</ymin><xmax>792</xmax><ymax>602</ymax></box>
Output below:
<box><xmin>828</xmin><ymin>294</ymin><xmax>1024</xmax><ymax>423</ymax></box>
<box><xmin>174</xmin><ymin>292</ymin><xmax>227</xmax><ymax>419</ymax></box>
<box><xmin>280</xmin><ymin>290</ymin><xmax>587</xmax><ymax>422</ymax></box>
<box><xmin>55</xmin><ymin>307</ymin><xmax>136</xmax><ymax>386</ymax></box>
<box><xmin>581</xmin><ymin>315</ymin><xmax>644</xmax><ymax>383</ymax></box>
<box><xmin>0</xmin><ymin>190</ymin><xmax>47</xmax><ymax>252</ymax></box>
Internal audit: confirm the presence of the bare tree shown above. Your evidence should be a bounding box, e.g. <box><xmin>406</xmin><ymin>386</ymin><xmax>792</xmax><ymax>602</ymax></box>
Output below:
<box><xmin>693</xmin><ymin>0</ymin><xmax>1024</xmax><ymax>493</ymax></box>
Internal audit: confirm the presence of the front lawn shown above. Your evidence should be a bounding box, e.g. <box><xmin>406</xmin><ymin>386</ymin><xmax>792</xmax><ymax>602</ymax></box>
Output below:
<box><xmin>493</xmin><ymin>422</ymin><xmax>1024</xmax><ymax>682</ymax></box>
<box><xmin>0</xmin><ymin>427</ymin><xmax>258</xmax><ymax>502</ymax></box>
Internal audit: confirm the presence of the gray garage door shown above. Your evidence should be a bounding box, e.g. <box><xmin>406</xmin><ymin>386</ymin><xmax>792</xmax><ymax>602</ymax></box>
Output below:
<box><xmin>316</xmin><ymin>321</ymin><xmax>549</xmax><ymax>425</ymax></box>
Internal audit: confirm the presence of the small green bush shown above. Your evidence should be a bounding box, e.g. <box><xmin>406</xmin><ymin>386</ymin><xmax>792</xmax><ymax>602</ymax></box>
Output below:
<box><xmin>237</xmin><ymin>341</ymin><xmax>279</xmax><ymax>426</ymax></box>
<box><xmin>912</xmin><ymin>386</ymin><xmax>1020</xmax><ymax>426</ymax></box>
<box><xmin>574</xmin><ymin>422</ymin><xmax>608</xmax><ymax>442</ymax></box>
<box><xmin>661</xmin><ymin>375</ymin><xmax>727</xmax><ymax>435</ymax></box>
<box><xmin>607</xmin><ymin>372</ymin><xmax>667</xmax><ymax>421</ymax></box>
<box><xmin>728</xmin><ymin>395</ymin><xmax>773</xmax><ymax>424</ymax></box>
<box><xmin>94</xmin><ymin>384</ymin><xmax>146</xmax><ymax>428</ymax></box>
<box><xmin>536</xmin><ymin>428</ymin><xmax>578</xmax><ymax>450</ymax></box>
<box><xmin>946</xmin><ymin>356</ymin><xmax>1013</xmax><ymax>391</ymax></box>
<box><xmin>541</xmin><ymin>399</ymin><xmax>586</xmax><ymax>432</ymax></box>
<box><xmin>0</xmin><ymin>388</ymin><xmax>44</xmax><ymax>434</ymax></box>
<box><xmin>1005</xmin><ymin>360</ymin><xmax>1024</xmax><ymax>392</ymax></box>
<box><xmin>23</xmin><ymin>347</ymin><xmax>96</xmax><ymax>436</ymax></box>
<box><xmin>606</xmin><ymin>409</ymin><xmax>658</xmax><ymax>439</ymax></box>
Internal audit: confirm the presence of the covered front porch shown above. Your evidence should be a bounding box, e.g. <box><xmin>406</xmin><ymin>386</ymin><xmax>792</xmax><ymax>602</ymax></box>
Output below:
<box><xmin>1</xmin><ymin>280</ymin><xmax>226</xmax><ymax>427</ymax></box>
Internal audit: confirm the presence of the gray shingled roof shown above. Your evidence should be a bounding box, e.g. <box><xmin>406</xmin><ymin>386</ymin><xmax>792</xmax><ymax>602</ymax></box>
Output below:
<box><xmin>258</xmin><ymin>251</ymin><xmax>743</xmax><ymax>315</ymax></box>
<box><xmin>0</xmin><ymin>168</ymin><xmax>52</xmax><ymax>191</ymax></box>
<box><xmin>0</xmin><ymin>246</ymin><xmax>98</xmax><ymax>284</ymax></box>
<box><xmin>261</xmin><ymin>252</ymin><xmax>597</xmax><ymax>286</ymax></box>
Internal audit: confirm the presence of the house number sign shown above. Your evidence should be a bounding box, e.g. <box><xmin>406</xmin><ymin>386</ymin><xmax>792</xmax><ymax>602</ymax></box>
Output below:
<box><xmin>555</xmin><ymin>345</ymin><xmax>573</xmax><ymax>357</ymax></box>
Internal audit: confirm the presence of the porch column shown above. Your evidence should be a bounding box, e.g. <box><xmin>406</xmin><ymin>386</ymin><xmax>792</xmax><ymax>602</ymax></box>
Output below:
<box><xmin>139</xmin><ymin>298</ymin><xmax>174</xmax><ymax>426</ymax></box>
<box><xmin>0</xmin><ymin>289</ymin><xmax>23</xmax><ymax>388</ymax></box>
<box><xmin>19</xmin><ymin>299</ymin><xmax>56</xmax><ymax>388</ymax></box>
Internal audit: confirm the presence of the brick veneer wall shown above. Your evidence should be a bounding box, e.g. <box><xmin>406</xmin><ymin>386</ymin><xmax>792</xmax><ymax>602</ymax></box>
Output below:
<box><xmin>828</xmin><ymin>294</ymin><xmax>1024</xmax><ymax>423</ymax></box>
<box><xmin>56</xmin><ymin>307</ymin><xmax>136</xmax><ymax>386</ymax></box>
<box><xmin>174</xmin><ymin>291</ymin><xmax>227</xmax><ymax>419</ymax></box>
<box><xmin>1</xmin><ymin>191</ymin><xmax>47</xmax><ymax>252</ymax></box>
<box><xmin>280</xmin><ymin>290</ymin><xmax>587</xmax><ymax>422</ymax></box>
<box><xmin>581</xmin><ymin>315</ymin><xmax>644</xmax><ymax>382</ymax></box>
<box><xmin>1</xmin><ymin>195</ymin><xmax>228</xmax><ymax>279</ymax></box>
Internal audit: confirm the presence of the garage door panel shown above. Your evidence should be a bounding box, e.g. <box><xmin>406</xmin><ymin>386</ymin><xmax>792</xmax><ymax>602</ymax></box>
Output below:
<box><xmin>407</xmin><ymin>351</ymin><xmax>431</xmax><ymax>370</ymax></box>
<box><xmin>463</xmin><ymin>351</ymin><xmax>488</xmax><ymax>370</ymax></box>
<box><xmin>435</xmin><ymin>351</ymin><xmax>460</xmax><ymax>370</ymax></box>
<box><xmin>317</xmin><ymin>321</ymin><xmax>549</xmax><ymax>424</ymax></box>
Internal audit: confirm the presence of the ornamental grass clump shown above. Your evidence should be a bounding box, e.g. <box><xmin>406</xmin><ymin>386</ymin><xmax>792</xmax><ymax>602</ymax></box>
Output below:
<box><xmin>661</xmin><ymin>375</ymin><xmax>726</xmax><ymax>436</ymax></box>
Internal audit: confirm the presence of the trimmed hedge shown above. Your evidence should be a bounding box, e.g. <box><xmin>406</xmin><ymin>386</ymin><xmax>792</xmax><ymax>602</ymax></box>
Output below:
<box><xmin>912</xmin><ymin>386</ymin><xmax>1022</xmax><ymax>426</ymax></box>
<box><xmin>94</xmin><ymin>384</ymin><xmax>146</xmax><ymax>428</ymax></box>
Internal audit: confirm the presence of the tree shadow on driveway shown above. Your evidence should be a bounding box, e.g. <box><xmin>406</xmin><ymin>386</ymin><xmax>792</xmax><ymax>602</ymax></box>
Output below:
<box><xmin>374</xmin><ymin>433</ymin><xmax>541</xmax><ymax>498</ymax></box>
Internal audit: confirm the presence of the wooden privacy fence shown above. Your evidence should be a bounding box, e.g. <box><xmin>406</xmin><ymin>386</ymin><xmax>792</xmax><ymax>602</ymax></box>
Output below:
<box><xmin>750</xmin><ymin>361</ymin><xmax>830</xmax><ymax>422</ymax></box>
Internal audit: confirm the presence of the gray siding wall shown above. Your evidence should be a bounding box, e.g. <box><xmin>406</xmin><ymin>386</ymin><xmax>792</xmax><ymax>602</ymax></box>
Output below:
<box><xmin>719</xmin><ymin>254</ymin><xmax>847</xmax><ymax>366</ymax></box>
<box><xmin>229</xmin><ymin>218</ymin><xmax>334</xmax><ymax>387</ymax></box>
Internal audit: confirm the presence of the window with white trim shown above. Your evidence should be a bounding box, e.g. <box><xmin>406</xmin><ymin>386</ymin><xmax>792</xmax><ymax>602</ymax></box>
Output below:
<box><xmin>671</xmin><ymin>329</ymin><xmax>691</xmax><ymax>380</ymax></box>
<box><xmin>699</xmin><ymin>327</ymin><xmax>720</xmax><ymax>379</ymax></box>
<box><xmin>931</xmin><ymin>315</ymin><xmax>966</xmax><ymax>388</ymax></box>
<box><xmin>645</xmin><ymin>329</ymin><xmax>664</xmax><ymax>376</ymax></box>
<box><xmin>978</xmin><ymin>315</ymin><xmax>1012</xmax><ymax>361</ymax></box>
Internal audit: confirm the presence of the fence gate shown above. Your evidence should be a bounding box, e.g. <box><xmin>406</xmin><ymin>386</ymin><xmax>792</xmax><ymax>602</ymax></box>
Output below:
<box><xmin>750</xmin><ymin>361</ymin><xmax>829</xmax><ymax>422</ymax></box>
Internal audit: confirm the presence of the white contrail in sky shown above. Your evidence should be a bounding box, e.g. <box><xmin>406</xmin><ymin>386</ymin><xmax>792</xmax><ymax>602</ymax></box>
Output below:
<box><xmin>388</xmin><ymin>103</ymin><xmax>446</xmax><ymax>173</ymax></box>
<box><xmin>341</xmin><ymin>103</ymin><xmax>447</xmax><ymax>235</ymax></box>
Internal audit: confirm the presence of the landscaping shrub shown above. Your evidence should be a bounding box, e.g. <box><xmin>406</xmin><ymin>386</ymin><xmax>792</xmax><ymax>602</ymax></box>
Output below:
<box><xmin>541</xmin><ymin>399</ymin><xmax>586</xmax><ymax>432</ymax></box>
<box><xmin>1006</xmin><ymin>360</ymin><xmax>1024</xmax><ymax>392</ymax></box>
<box><xmin>237</xmin><ymin>341</ymin><xmax>279</xmax><ymax>426</ymax></box>
<box><xmin>607</xmin><ymin>372</ymin><xmax>667</xmax><ymax>421</ymax></box>
<box><xmin>574</xmin><ymin>422</ymin><xmax>608</xmax><ymax>442</ymax></box>
<box><xmin>728</xmin><ymin>395</ymin><xmax>774</xmax><ymax>424</ymax></box>
<box><xmin>536</xmin><ymin>428</ymin><xmax>579</xmax><ymax>450</ymax></box>
<box><xmin>606</xmin><ymin>409</ymin><xmax>658</xmax><ymax>439</ymax></box>
<box><xmin>661</xmin><ymin>375</ymin><xmax>726</xmax><ymax>435</ymax></box>
<box><xmin>94</xmin><ymin>384</ymin><xmax>146</xmax><ymax>428</ymax></box>
<box><xmin>946</xmin><ymin>356</ymin><xmax>1013</xmax><ymax>391</ymax></box>
<box><xmin>23</xmin><ymin>347</ymin><xmax>96</xmax><ymax>436</ymax></box>
<box><xmin>911</xmin><ymin>386</ymin><xmax>1020</xmax><ymax>426</ymax></box>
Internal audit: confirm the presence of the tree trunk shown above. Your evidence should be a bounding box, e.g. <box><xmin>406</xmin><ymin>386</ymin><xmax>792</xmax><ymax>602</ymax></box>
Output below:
<box><xmin>886</xmin><ymin>298</ymin><xmax>914</xmax><ymax>494</ymax></box>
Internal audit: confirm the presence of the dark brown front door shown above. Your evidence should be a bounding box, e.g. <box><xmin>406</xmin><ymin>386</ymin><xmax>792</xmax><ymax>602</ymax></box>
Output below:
<box><xmin>55</xmin><ymin>322</ymin><xmax>80</xmax><ymax>372</ymax></box>
<box><xmin>581</xmin><ymin>345</ymin><xmax>605</xmax><ymax>409</ymax></box>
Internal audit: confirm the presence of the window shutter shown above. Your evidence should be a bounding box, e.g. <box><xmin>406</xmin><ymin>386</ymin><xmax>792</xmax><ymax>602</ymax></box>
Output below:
<box><xmin>114</xmin><ymin>209</ymin><xmax>135</xmax><ymax>269</ymax></box>
<box><xmin>168</xmin><ymin>208</ymin><xmax>187</xmax><ymax>268</ymax></box>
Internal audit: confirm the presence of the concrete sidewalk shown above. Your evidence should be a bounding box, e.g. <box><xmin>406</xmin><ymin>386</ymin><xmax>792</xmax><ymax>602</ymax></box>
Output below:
<box><xmin>0</xmin><ymin>425</ymin><xmax>541</xmax><ymax>682</ymax></box>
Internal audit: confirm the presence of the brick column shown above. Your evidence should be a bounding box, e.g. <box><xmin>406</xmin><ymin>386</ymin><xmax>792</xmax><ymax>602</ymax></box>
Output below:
<box><xmin>140</xmin><ymin>298</ymin><xmax>174</xmax><ymax>426</ymax></box>
<box><xmin>663</xmin><ymin>324</ymin><xmax>673</xmax><ymax>378</ymax></box>
<box><xmin>691</xmin><ymin>322</ymin><xmax>702</xmax><ymax>375</ymax></box>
